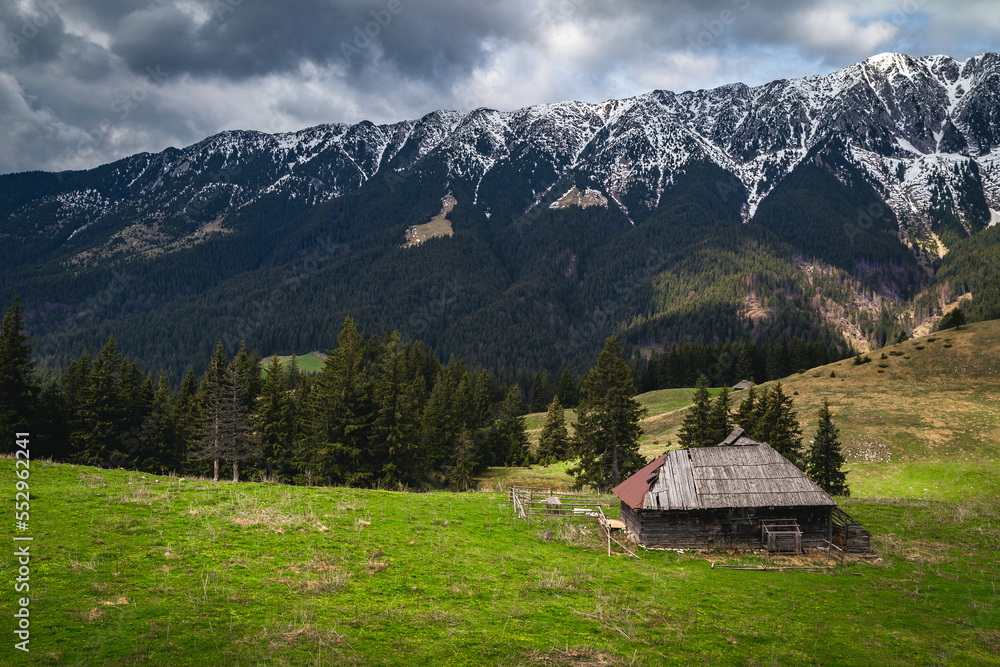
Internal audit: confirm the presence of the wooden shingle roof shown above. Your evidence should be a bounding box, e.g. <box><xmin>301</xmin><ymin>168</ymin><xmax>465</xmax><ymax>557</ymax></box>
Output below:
<box><xmin>614</xmin><ymin>429</ymin><xmax>836</xmax><ymax>510</ymax></box>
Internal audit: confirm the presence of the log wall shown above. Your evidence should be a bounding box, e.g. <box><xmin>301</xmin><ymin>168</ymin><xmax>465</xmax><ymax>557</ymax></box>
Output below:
<box><xmin>621</xmin><ymin>501</ymin><xmax>833</xmax><ymax>550</ymax></box>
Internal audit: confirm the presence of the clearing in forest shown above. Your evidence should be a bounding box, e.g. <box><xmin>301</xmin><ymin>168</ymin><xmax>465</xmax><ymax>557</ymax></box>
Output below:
<box><xmin>403</xmin><ymin>194</ymin><xmax>456</xmax><ymax>247</ymax></box>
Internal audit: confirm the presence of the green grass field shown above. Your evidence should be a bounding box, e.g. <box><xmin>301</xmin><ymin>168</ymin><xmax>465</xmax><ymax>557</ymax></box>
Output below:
<box><xmin>3</xmin><ymin>459</ymin><xmax>997</xmax><ymax>665</ymax></box>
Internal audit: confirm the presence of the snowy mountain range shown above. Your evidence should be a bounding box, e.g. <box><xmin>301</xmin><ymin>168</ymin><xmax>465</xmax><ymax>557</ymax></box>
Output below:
<box><xmin>3</xmin><ymin>52</ymin><xmax>1000</xmax><ymax>375</ymax></box>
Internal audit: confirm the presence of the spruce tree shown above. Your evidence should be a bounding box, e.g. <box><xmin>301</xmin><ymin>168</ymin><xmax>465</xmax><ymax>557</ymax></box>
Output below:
<box><xmin>0</xmin><ymin>296</ymin><xmax>38</xmax><ymax>451</ymax></box>
<box><xmin>570</xmin><ymin>335</ymin><xmax>646</xmax><ymax>488</ymax></box>
<box><xmin>529</xmin><ymin>371</ymin><xmax>552</xmax><ymax>413</ymax></box>
<box><xmin>421</xmin><ymin>360</ymin><xmax>470</xmax><ymax>479</ymax></box>
<box><xmin>554</xmin><ymin>367</ymin><xmax>578</xmax><ymax>408</ymax></box>
<box><xmin>129</xmin><ymin>373</ymin><xmax>180</xmax><ymax>473</ymax></box>
<box><xmin>806</xmin><ymin>400</ymin><xmax>849</xmax><ymax>496</ymax></box>
<box><xmin>372</xmin><ymin>333</ymin><xmax>424</xmax><ymax>489</ymax></box>
<box><xmin>938</xmin><ymin>307</ymin><xmax>966</xmax><ymax>331</ymax></box>
<box><xmin>76</xmin><ymin>338</ymin><xmax>129</xmax><ymax>467</ymax></box>
<box><xmin>707</xmin><ymin>386</ymin><xmax>734</xmax><ymax>445</ymax></box>
<box><xmin>537</xmin><ymin>396</ymin><xmax>570</xmax><ymax>464</ymax></box>
<box><xmin>298</xmin><ymin>317</ymin><xmax>376</xmax><ymax>486</ymax></box>
<box><xmin>223</xmin><ymin>354</ymin><xmax>262</xmax><ymax>482</ymax></box>
<box><xmin>734</xmin><ymin>384</ymin><xmax>760</xmax><ymax>434</ymax></box>
<box><xmin>445</xmin><ymin>429</ymin><xmax>478</xmax><ymax>492</ymax></box>
<box><xmin>175</xmin><ymin>367</ymin><xmax>202</xmax><ymax>472</ymax></box>
<box><xmin>677</xmin><ymin>375</ymin><xmax>714</xmax><ymax>448</ymax></box>
<box><xmin>257</xmin><ymin>355</ymin><xmax>294</xmax><ymax>482</ymax></box>
<box><xmin>493</xmin><ymin>386</ymin><xmax>531</xmax><ymax>466</ymax></box>
<box><xmin>753</xmin><ymin>382</ymin><xmax>803</xmax><ymax>467</ymax></box>
<box><xmin>192</xmin><ymin>343</ymin><xmax>261</xmax><ymax>482</ymax></box>
<box><xmin>735</xmin><ymin>342</ymin><xmax>755</xmax><ymax>384</ymax></box>
<box><xmin>193</xmin><ymin>342</ymin><xmax>231</xmax><ymax>481</ymax></box>
<box><xmin>287</xmin><ymin>354</ymin><xmax>302</xmax><ymax>390</ymax></box>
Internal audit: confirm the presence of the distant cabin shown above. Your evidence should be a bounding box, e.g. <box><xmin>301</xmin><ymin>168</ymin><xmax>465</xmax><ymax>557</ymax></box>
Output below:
<box><xmin>732</xmin><ymin>380</ymin><xmax>752</xmax><ymax>391</ymax></box>
<box><xmin>612</xmin><ymin>428</ymin><xmax>869</xmax><ymax>553</ymax></box>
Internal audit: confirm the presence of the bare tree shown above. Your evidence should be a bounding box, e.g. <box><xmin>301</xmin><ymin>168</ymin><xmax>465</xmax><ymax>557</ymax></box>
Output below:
<box><xmin>193</xmin><ymin>343</ymin><xmax>261</xmax><ymax>482</ymax></box>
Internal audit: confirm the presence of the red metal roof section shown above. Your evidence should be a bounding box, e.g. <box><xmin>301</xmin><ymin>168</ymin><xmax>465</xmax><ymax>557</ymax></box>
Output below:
<box><xmin>612</xmin><ymin>453</ymin><xmax>668</xmax><ymax>509</ymax></box>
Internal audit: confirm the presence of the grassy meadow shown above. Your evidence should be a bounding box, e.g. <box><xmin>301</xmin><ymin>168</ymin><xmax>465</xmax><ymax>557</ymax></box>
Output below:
<box><xmin>261</xmin><ymin>351</ymin><xmax>329</xmax><ymax>376</ymax></box>
<box><xmin>2</xmin><ymin>321</ymin><xmax>999</xmax><ymax>665</ymax></box>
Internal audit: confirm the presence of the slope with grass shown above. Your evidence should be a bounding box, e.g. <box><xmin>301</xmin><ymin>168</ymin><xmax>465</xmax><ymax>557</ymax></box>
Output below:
<box><xmin>668</xmin><ymin>322</ymin><xmax>1000</xmax><ymax>499</ymax></box>
<box><xmin>499</xmin><ymin>321</ymin><xmax>1000</xmax><ymax>502</ymax></box>
<box><xmin>3</xmin><ymin>459</ymin><xmax>998</xmax><ymax>665</ymax></box>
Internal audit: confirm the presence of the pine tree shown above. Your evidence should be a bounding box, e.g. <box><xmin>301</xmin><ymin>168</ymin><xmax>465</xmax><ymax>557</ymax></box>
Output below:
<box><xmin>554</xmin><ymin>367</ymin><xmax>578</xmax><ymax>408</ymax></box>
<box><xmin>677</xmin><ymin>375</ymin><xmax>714</xmax><ymax>448</ymax></box>
<box><xmin>297</xmin><ymin>318</ymin><xmax>376</xmax><ymax>486</ymax></box>
<box><xmin>193</xmin><ymin>342</ymin><xmax>231</xmax><ymax>481</ymax></box>
<box><xmin>372</xmin><ymin>333</ymin><xmax>424</xmax><ymax>489</ymax></box>
<box><xmin>445</xmin><ymin>429</ymin><xmax>478</xmax><ymax>492</ymax></box>
<box><xmin>753</xmin><ymin>382</ymin><xmax>803</xmax><ymax>467</ymax></box>
<box><xmin>734</xmin><ymin>384</ymin><xmax>760</xmax><ymax>434</ymax></box>
<box><xmin>570</xmin><ymin>335</ymin><xmax>646</xmax><ymax>488</ymax></box>
<box><xmin>0</xmin><ymin>296</ymin><xmax>38</xmax><ymax>451</ymax></box>
<box><xmin>492</xmin><ymin>386</ymin><xmax>531</xmax><ymax>466</ymax></box>
<box><xmin>223</xmin><ymin>355</ymin><xmax>263</xmax><ymax>482</ymax></box>
<box><xmin>529</xmin><ymin>371</ymin><xmax>552</xmax><ymax>413</ymax></box>
<box><xmin>707</xmin><ymin>386</ymin><xmax>734</xmax><ymax>445</ymax></box>
<box><xmin>938</xmin><ymin>307</ymin><xmax>966</xmax><ymax>331</ymax></box>
<box><xmin>537</xmin><ymin>396</ymin><xmax>570</xmax><ymax>464</ymax></box>
<box><xmin>192</xmin><ymin>343</ymin><xmax>261</xmax><ymax>482</ymax></box>
<box><xmin>257</xmin><ymin>355</ymin><xmax>294</xmax><ymax>482</ymax></box>
<box><xmin>806</xmin><ymin>400</ymin><xmax>849</xmax><ymax>496</ymax></box>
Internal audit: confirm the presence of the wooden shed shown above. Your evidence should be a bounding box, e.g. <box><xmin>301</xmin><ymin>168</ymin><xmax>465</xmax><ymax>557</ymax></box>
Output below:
<box><xmin>612</xmin><ymin>428</ymin><xmax>841</xmax><ymax>552</ymax></box>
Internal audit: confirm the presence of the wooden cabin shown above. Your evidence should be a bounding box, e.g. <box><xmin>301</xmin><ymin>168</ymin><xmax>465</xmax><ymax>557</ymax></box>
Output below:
<box><xmin>612</xmin><ymin>428</ymin><xmax>847</xmax><ymax>552</ymax></box>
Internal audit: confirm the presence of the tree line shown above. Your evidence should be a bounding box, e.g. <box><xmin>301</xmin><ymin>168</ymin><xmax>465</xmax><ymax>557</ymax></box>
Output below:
<box><xmin>2</xmin><ymin>293</ymin><xmax>843</xmax><ymax>494</ymax></box>
<box><xmin>4</xmin><ymin>296</ymin><xmax>651</xmax><ymax>491</ymax></box>
<box><xmin>676</xmin><ymin>376</ymin><xmax>848</xmax><ymax>495</ymax></box>
<box><xmin>637</xmin><ymin>338</ymin><xmax>843</xmax><ymax>393</ymax></box>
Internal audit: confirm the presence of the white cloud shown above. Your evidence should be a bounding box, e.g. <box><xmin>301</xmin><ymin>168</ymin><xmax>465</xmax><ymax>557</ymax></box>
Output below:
<box><xmin>792</xmin><ymin>7</ymin><xmax>899</xmax><ymax>56</ymax></box>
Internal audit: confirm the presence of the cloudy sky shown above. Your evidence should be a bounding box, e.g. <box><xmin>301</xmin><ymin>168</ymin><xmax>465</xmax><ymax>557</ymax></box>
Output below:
<box><xmin>2</xmin><ymin>0</ymin><xmax>999</xmax><ymax>174</ymax></box>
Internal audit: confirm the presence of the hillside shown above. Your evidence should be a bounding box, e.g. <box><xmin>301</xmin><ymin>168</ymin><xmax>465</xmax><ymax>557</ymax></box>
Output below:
<box><xmin>504</xmin><ymin>319</ymin><xmax>1000</xmax><ymax>502</ymax></box>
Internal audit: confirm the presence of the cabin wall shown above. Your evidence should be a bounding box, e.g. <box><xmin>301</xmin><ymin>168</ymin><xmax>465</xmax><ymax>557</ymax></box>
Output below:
<box><xmin>621</xmin><ymin>502</ymin><xmax>832</xmax><ymax>550</ymax></box>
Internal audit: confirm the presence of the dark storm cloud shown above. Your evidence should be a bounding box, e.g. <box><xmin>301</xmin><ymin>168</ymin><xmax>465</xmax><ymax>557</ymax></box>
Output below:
<box><xmin>0</xmin><ymin>0</ymin><xmax>997</xmax><ymax>173</ymax></box>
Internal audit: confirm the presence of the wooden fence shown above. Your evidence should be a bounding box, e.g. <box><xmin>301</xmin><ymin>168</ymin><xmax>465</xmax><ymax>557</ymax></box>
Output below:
<box><xmin>509</xmin><ymin>486</ymin><xmax>609</xmax><ymax>520</ymax></box>
<box><xmin>508</xmin><ymin>486</ymin><xmax>639</xmax><ymax>558</ymax></box>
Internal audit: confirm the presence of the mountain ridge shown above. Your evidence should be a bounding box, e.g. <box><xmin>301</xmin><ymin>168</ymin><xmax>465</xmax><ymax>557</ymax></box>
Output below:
<box><xmin>3</xmin><ymin>52</ymin><xmax>1000</xmax><ymax>378</ymax></box>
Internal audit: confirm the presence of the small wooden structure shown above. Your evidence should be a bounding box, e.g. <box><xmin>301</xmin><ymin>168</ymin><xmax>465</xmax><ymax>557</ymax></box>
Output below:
<box><xmin>732</xmin><ymin>380</ymin><xmax>753</xmax><ymax>391</ymax></box>
<box><xmin>612</xmin><ymin>428</ymin><xmax>864</xmax><ymax>553</ymax></box>
<box><xmin>761</xmin><ymin>519</ymin><xmax>803</xmax><ymax>553</ymax></box>
<box><xmin>509</xmin><ymin>486</ymin><xmax>608</xmax><ymax>520</ymax></box>
<box><xmin>832</xmin><ymin>507</ymin><xmax>871</xmax><ymax>554</ymax></box>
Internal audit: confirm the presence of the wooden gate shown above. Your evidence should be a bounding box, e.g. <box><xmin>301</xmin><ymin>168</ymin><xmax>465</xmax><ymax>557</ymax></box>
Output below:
<box><xmin>761</xmin><ymin>519</ymin><xmax>802</xmax><ymax>553</ymax></box>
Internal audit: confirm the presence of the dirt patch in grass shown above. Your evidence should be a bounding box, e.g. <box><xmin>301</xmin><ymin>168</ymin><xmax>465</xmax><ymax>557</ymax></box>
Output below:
<box><xmin>522</xmin><ymin>646</ymin><xmax>624</xmax><ymax>666</ymax></box>
<box><xmin>977</xmin><ymin>628</ymin><xmax>1000</xmax><ymax>655</ymax></box>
